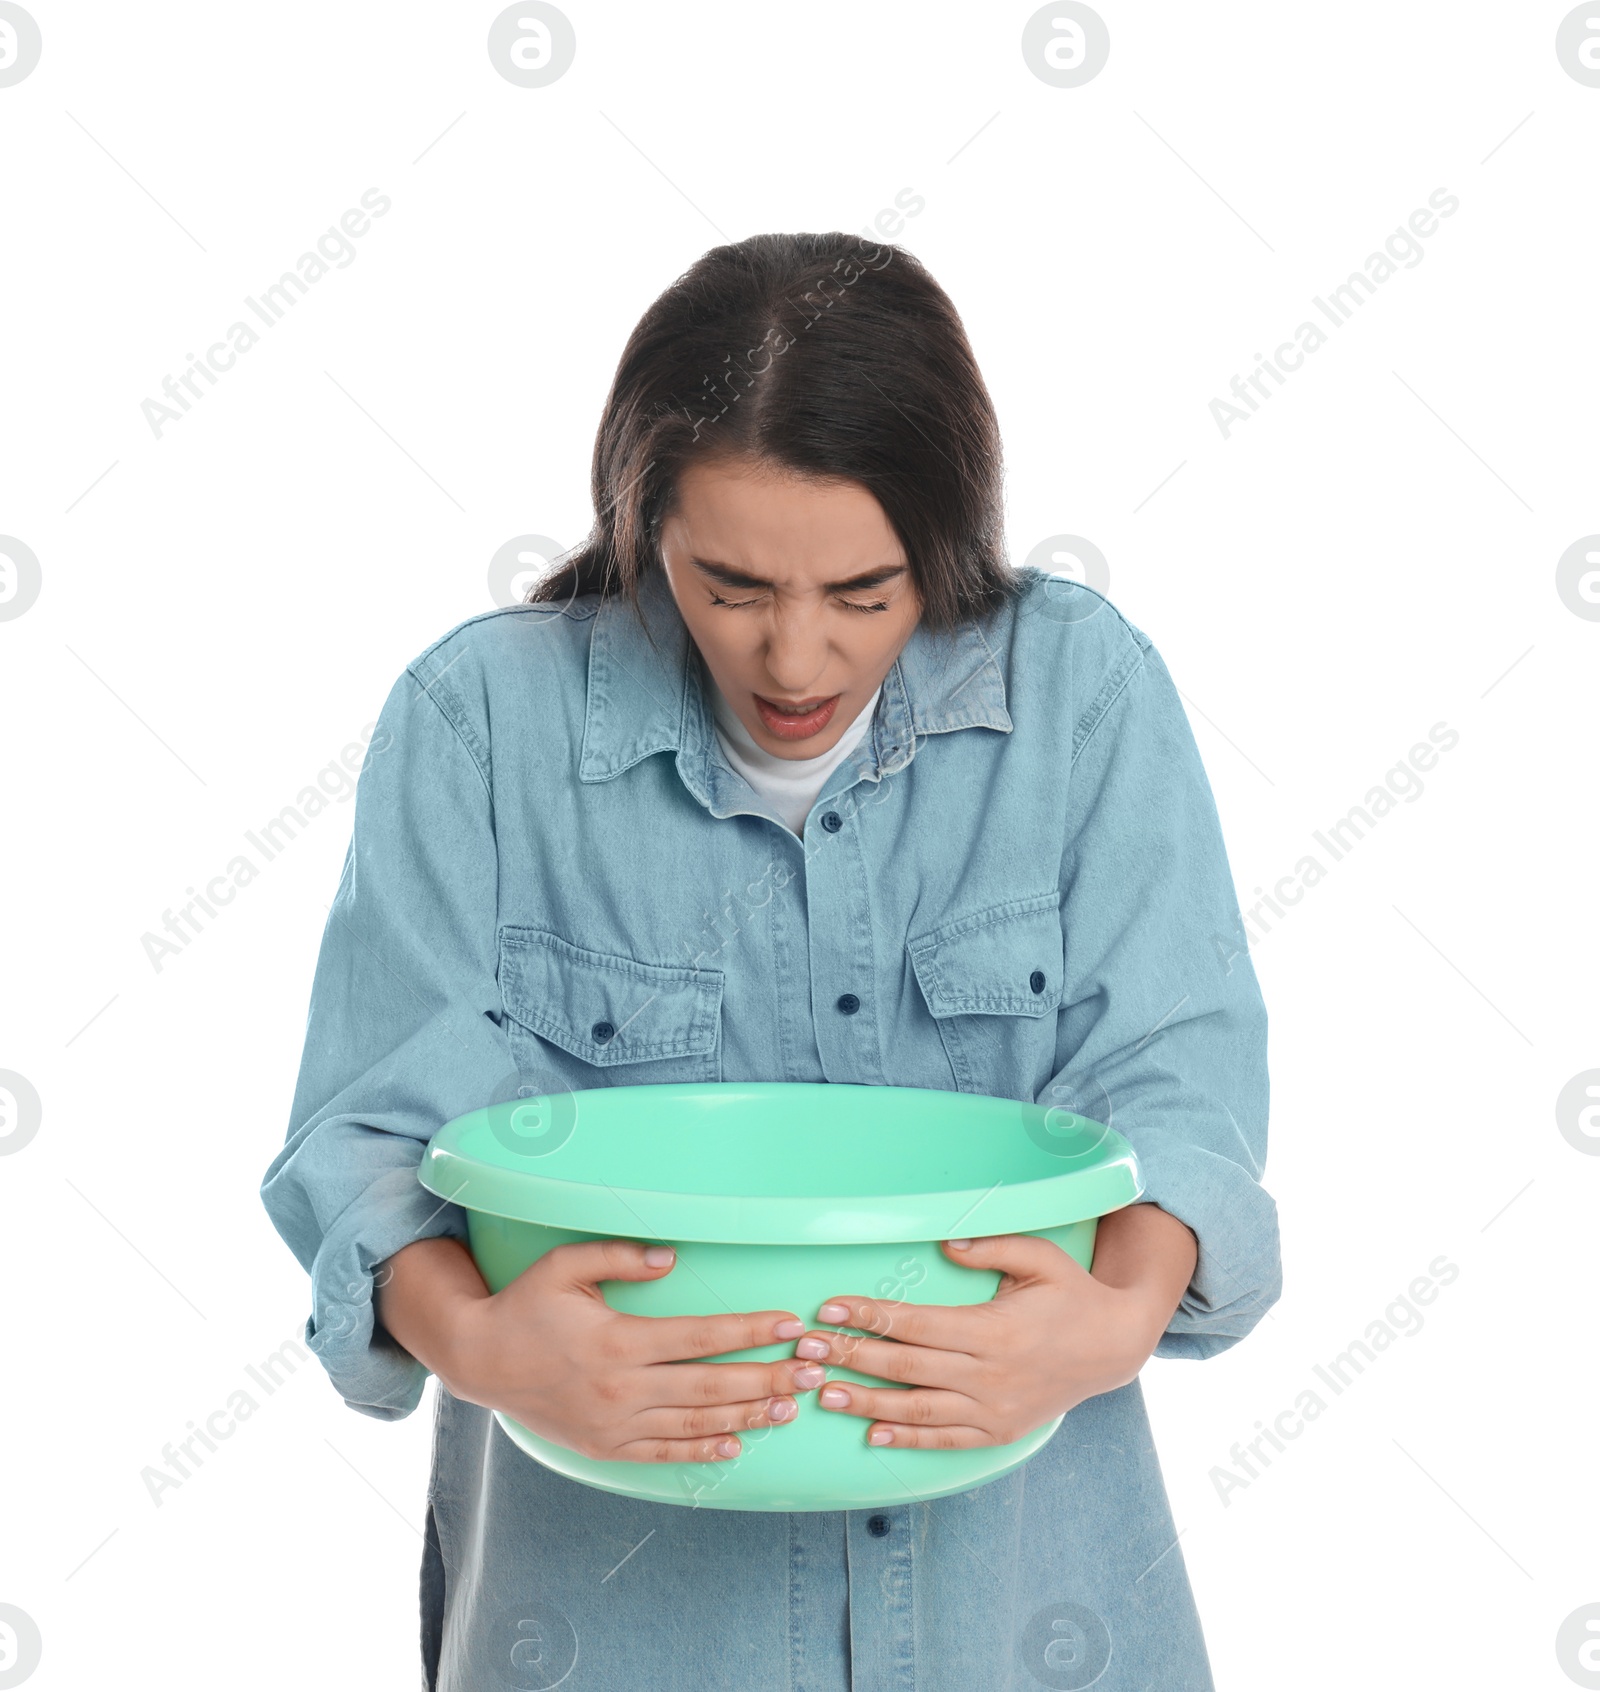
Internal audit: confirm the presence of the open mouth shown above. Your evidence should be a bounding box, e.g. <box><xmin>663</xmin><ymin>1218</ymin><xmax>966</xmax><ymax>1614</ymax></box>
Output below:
<box><xmin>754</xmin><ymin>692</ymin><xmax>842</xmax><ymax>739</ymax></box>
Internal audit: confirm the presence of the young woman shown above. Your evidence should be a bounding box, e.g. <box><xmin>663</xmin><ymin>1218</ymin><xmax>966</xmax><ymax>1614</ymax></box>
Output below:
<box><xmin>262</xmin><ymin>232</ymin><xmax>1280</xmax><ymax>1690</ymax></box>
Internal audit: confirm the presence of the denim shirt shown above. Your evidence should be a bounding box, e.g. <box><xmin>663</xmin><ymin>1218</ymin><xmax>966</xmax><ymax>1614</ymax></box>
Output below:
<box><xmin>261</xmin><ymin>561</ymin><xmax>1280</xmax><ymax>1691</ymax></box>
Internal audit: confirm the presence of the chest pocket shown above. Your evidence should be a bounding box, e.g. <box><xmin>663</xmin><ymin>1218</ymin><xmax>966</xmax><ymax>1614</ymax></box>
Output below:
<box><xmin>498</xmin><ymin>926</ymin><xmax>724</xmax><ymax>1087</ymax></box>
<box><xmin>906</xmin><ymin>890</ymin><xmax>1064</xmax><ymax>1098</ymax></box>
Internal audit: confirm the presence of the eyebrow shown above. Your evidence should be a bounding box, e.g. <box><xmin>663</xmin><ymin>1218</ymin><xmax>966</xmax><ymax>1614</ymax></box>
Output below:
<box><xmin>688</xmin><ymin>557</ymin><xmax>909</xmax><ymax>594</ymax></box>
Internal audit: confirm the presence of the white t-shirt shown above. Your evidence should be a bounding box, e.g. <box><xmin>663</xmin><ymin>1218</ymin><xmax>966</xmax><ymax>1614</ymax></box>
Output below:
<box><xmin>707</xmin><ymin>671</ymin><xmax>883</xmax><ymax>835</ymax></box>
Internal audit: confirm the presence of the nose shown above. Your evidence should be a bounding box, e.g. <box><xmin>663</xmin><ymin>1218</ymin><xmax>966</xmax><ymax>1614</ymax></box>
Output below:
<box><xmin>760</xmin><ymin>601</ymin><xmax>832</xmax><ymax>694</ymax></box>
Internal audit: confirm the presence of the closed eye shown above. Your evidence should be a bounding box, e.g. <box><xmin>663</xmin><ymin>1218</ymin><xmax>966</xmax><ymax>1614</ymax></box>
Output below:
<box><xmin>708</xmin><ymin>592</ymin><xmax>889</xmax><ymax>614</ymax></box>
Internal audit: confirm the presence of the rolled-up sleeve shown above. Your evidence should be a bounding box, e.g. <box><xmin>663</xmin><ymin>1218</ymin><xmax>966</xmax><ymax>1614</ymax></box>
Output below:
<box><xmin>1036</xmin><ymin>631</ymin><xmax>1281</xmax><ymax>1360</ymax></box>
<box><xmin>260</xmin><ymin>652</ymin><xmax>515</xmax><ymax>1418</ymax></box>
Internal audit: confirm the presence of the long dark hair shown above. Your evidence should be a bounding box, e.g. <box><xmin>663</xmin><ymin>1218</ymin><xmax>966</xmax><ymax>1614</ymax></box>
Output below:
<box><xmin>528</xmin><ymin>232</ymin><xmax>1020</xmax><ymax>641</ymax></box>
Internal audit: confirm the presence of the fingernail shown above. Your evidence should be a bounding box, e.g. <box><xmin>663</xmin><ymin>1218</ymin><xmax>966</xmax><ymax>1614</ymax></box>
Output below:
<box><xmin>947</xmin><ymin>1239</ymin><xmax>972</xmax><ymax>1251</ymax></box>
<box><xmin>792</xmin><ymin>1365</ymin><xmax>825</xmax><ymax>1389</ymax></box>
<box><xmin>869</xmin><ymin>1428</ymin><xmax>894</xmax><ymax>1445</ymax></box>
<box><xmin>644</xmin><ymin>1246</ymin><xmax>675</xmax><ymax>1267</ymax></box>
<box><xmin>767</xmin><ymin>1397</ymin><xmax>797</xmax><ymax>1423</ymax></box>
<box><xmin>774</xmin><ymin>1318</ymin><xmax>804</xmax><ymax>1339</ymax></box>
<box><xmin>818</xmin><ymin>1301</ymin><xmax>849</xmax><ymax>1322</ymax></box>
<box><xmin>715</xmin><ymin>1437</ymin><xmax>739</xmax><ymax>1457</ymax></box>
<box><xmin>820</xmin><ymin>1386</ymin><xmax>849</xmax><ymax>1408</ymax></box>
<box><xmin>796</xmin><ymin>1337</ymin><xmax>829</xmax><ymax>1360</ymax></box>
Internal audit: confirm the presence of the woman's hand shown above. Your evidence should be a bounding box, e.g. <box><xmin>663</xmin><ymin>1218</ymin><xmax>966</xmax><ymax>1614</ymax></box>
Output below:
<box><xmin>375</xmin><ymin>1235</ymin><xmax>821</xmax><ymax>1464</ymax></box>
<box><xmin>791</xmin><ymin>1203</ymin><xmax>1199</xmax><ymax>1450</ymax></box>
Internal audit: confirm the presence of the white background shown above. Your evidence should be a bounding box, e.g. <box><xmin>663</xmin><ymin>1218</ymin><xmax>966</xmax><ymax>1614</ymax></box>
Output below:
<box><xmin>2</xmin><ymin>3</ymin><xmax>1596</xmax><ymax>1688</ymax></box>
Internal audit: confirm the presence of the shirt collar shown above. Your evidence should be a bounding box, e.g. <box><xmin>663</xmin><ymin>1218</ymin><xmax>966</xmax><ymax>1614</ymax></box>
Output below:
<box><xmin>578</xmin><ymin>563</ymin><xmax>1012</xmax><ymax>818</ymax></box>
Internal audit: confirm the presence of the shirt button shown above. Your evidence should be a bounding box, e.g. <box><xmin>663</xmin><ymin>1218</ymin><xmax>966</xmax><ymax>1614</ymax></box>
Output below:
<box><xmin>591</xmin><ymin>1019</ymin><xmax>616</xmax><ymax>1043</ymax></box>
<box><xmin>836</xmin><ymin>993</ymin><xmax>860</xmax><ymax>1015</ymax></box>
<box><xmin>821</xmin><ymin>810</ymin><xmax>842</xmax><ymax>832</ymax></box>
<box><xmin>867</xmin><ymin>1514</ymin><xmax>891</xmax><ymax>1537</ymax></box>
<box><xmin>1030</xmin><ymin>970</ymin><xmax>1046</xmax><ymax>994</ymax></box>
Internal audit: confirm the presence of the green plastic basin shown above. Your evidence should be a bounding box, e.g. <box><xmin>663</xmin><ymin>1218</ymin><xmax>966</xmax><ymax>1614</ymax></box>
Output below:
<box><xmin>418</xmin><ymin>1081</ymin><xmax>1142</xmax><ymax>1512</ymax></box>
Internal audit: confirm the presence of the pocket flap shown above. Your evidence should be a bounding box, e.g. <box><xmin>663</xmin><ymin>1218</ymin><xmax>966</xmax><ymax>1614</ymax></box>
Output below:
<box><xmin>906</xmin><ymin>891</ymin><xmax>1063</xmax><ymax>1018</ymax></box>
<box><xmin>499</xmin><ymin>927</ymin><xmax>723</xmax><ymax>1066</ymax></box>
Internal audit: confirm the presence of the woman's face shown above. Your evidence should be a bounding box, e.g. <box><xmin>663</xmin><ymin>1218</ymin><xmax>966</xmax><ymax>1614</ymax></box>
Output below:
<box><xmin>659</xmin><ymin>455</ymin><xmax>923</xmax><ymax>758</ymax></box>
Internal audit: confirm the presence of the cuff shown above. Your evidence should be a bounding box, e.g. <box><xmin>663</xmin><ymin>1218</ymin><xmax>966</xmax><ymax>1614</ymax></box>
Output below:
<box><xmin>305</xmin><ymin>1166</ymin><xmax>470</xmax><ymax>1420</ymax></box>
<box><xmin>1129</xmin><ymin>1137</ymin><xmax>1282</xmax><ymax>1362</ymax></box>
